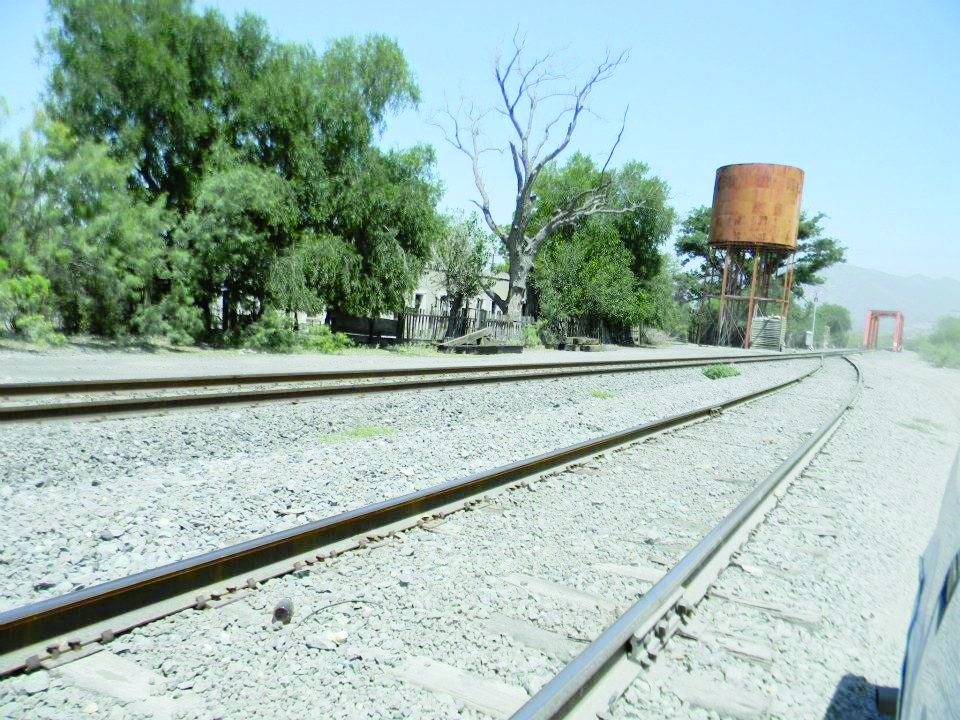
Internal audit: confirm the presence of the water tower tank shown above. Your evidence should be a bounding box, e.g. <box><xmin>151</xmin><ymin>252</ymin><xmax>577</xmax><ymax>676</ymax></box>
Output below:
<box><xmin>709</xmin><ymin>164</ymin><xmax>804</xmax><ymax>250</ymax></box>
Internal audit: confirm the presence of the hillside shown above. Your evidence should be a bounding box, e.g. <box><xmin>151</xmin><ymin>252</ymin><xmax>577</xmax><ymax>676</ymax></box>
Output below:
<box><xmin>811</xmin><ymin>264</ymin><xmax>960</xmax><ymax>333</ymax></box>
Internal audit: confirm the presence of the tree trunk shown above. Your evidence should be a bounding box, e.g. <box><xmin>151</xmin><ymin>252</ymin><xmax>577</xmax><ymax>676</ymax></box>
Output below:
<box><xmin>395</xmin><ymin>311</ymin><xmax>405</xmax><ymax>343</ymax></box>
<box><xmin>201</xmin><ymin>301</ymin><xmax>212</xmax><ymax>336</ymax></box>
<box><xmin>506</xmin><ymin>255</ymin><xmax>533</xmax><ymax>319</ymax></box>
<box><xmin>222</xmin><ymin>291</ymin><xmax>232</xmax><ymax>333</ymax></box>
<box><xmin>446</xmin><ymin>293</ymin><xmax>464</xmax><ymax>338</ymax></box>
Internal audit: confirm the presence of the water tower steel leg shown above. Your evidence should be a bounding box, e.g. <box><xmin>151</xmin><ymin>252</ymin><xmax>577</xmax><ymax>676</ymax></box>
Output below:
<box><xmin>744</xmin><ymin>247</ymin><xmax>761</xmax><ymax>349</ymax></box>
<box><xmin>716</xmin><ymin>252</ymin><xmax>731</xmax><ymax>346</ymax></box>
<box><xmin>779</xmin><ymin>260</ymin><xmax>795</xmax><ymax>350</ymax></box>
<box><xmin>863</xmin><ymin>311</ymin><xmax>873</xmax><ymax>348</ymax></box>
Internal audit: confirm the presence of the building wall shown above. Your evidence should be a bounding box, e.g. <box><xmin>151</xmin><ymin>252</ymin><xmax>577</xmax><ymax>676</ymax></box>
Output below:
<box><xmin>411</xmin><ymin>271</ymin><xmax>511</xmax><ymax>316</ymax></box>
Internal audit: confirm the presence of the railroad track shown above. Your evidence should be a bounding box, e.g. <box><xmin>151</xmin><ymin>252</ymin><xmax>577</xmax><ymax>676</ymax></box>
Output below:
<box><xmin>514</xmin><ymin>356</ymin><xmax>862</xmax><ymax>719</ymax></box>
<box><xmin>0</xmin><ymin>349</ymin><xmax>850</xmax><ymax>422</ymax></box>
<box><xmin>0</xmin><ymin>354</ymin><xmax>856</xmax><ymax>695</ymax></box>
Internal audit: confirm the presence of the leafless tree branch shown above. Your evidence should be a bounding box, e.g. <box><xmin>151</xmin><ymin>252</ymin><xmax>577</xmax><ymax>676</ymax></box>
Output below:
<box><xmin>434</xmin><ymin>36</ymin><xmax>631</xmax><ymax>316</ymax></box>
<box><xmin>600</xmin><ymin>105</ymin><xmax>628</xmax><ymax>175</ymax></box>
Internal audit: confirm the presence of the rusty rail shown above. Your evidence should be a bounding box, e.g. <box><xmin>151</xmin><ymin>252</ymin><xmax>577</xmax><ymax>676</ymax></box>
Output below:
<box><xmin>0</xmin><ymin>350</ymin><xmax>850</xmax><ymax>422</ymax></box>
<box><xmin>510</xmin><ymin>356</ymin><xmax>862</xmax><ymax>719</ymax></box>
<box><xmin>0</xmin><ymin>360</ymin><xmax>834</xmax><ymax>675</ymax></box>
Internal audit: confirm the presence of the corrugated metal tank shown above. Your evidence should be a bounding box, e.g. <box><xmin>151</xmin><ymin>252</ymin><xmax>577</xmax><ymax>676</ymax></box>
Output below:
<box><xmin>709</xmin><ymin>164</ymin><xmax>804</xmax><ymax>250</ymax></box>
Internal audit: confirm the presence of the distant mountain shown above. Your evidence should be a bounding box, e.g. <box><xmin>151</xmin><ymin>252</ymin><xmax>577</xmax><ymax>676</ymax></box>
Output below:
<box><xmin>810</xmin><ymin>265</ymin><xmax>960</xmax><ymax>333</ymax></box>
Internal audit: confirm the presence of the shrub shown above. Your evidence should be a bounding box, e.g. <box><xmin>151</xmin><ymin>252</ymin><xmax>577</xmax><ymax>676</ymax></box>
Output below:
<box><xmin>911</xmin><ymin>316</ymin><xmax>960</xmax><ymax>369</ymax></box>
<box><xmin>702</xmin><ymin>363</ymin><xmax>740</xmax><ymax>380</ymax></box>
<box><xmin>524</xmin><ymin>324</ymin><xmax>543</xmax><ymax>348</ymax></box>
<box><xmin>243</xmin><ymin>313</ymin><xmax>353</xmax><ymax>353</ymax></box>
<box><xmin>243</xmin><ymin>312</ymin><xmax>300</xmax><ymax>352</ymax></box>
<box><xmin>11</xmin><ymin>314</ymin><xmax>67</xmax><ymax>346</ymax></box>
<box><xmin>301</xmin><ymin>323</ymin><xmax>352</xmax><ymax>353</ymax></box>
<box><xmin>536</xmin><ymin>322</ymin><xmax>559</xmax><ymax>348</ymax></box>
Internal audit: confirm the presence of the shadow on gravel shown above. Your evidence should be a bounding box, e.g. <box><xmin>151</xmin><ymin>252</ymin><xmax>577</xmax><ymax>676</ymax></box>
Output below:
<box><xmin>823</xmin><ymin>674</ymin><xmax>885</xmax><ymax>719</ymax></box>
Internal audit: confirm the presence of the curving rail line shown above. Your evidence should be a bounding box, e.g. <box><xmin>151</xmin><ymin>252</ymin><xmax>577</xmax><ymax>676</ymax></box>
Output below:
<box><xmin>0</xmin><ymin>349</ymin><xmax>850</xmax><ymax>422</ymax></box>
<box><xmin>511</xmin><ymin>355</ymin><xmax>863</xmax><ymax>720</ymax></box>
<box><xmin>0</xmin><ymin>357</ymin><xmax>840</xmax><ymax>676</ymax></box>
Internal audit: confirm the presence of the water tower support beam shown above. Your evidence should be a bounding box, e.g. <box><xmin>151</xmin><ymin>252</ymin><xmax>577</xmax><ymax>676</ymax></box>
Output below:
<box><xmin>743</xmin><ymin>245</ymin><xmax>762</xmax><ymax>349</ymax></box>
<box><xmin>716</xmin><ymin>253</ymin><xmax>731</xmax><ymax>346</ymax></box>
<box><xmin>779</xmin><ymin>255</ymin><xmax>796</xmax><ymax>349</ymax></box>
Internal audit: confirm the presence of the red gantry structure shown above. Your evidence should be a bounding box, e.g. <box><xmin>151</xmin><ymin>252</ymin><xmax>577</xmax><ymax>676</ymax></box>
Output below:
<box><xmin>863</xmin><ymin>310</ymin><xmax>904</xmax><ymax>351</ymax></box>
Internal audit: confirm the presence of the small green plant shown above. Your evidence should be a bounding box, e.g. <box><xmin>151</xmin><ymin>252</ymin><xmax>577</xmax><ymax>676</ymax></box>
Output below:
<box><xmin>524</xmin><ymin>324</ymin><xmax>543</xmax><ymax>348</ymax></box>
<box><xmin>590</xmin><ymin>389</ymin><xmax>615</xmax><ymax>399</ymax></box>
<box><xmin>322</xmin><ymin>425</ymin><xmax>394</xmax><ymax>443</ymax></box>
<box><xmin>702</xmin><ymin>363</ymin><xmax>740</xmax><ymax>380</ymax></box>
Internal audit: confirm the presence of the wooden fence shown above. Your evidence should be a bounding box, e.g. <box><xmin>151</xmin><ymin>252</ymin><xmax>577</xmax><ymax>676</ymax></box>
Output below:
<box><xmin>403</xmin><ymin>310</ymin><xmax>532</xmax><ymax>344</ymax></box>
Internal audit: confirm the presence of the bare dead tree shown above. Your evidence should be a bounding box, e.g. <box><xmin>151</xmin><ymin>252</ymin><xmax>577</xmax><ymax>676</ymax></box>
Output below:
<box><xmin>436</xmin><ymin>34</ymin><xmax>636</xmax><ymax>318</ymax></box>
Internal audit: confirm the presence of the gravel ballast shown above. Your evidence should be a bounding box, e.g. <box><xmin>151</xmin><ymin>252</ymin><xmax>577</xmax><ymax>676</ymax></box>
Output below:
<box><xmin>0</xmin><ymin>344</ymin><xmax>773</xmax><ymax>384</ymax></box>
<box><xmin>0</xmin><ymin>358</ymin><xmax>819</xmax><ymax>611</ymax></box>
<box><xmin>611</xmin><ymin>352</ymin><xmax>960</xmax><ymax>719</ymax></box>
<box><xmin>0</xmin><ymin>357</ymin><xmax>856</xmax><ymax>719</ymax></box>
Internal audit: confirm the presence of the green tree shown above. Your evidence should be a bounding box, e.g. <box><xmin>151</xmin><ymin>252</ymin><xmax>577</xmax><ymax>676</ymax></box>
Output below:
<box><xmin>326</xmin><ymin>145</ymin><xmax>443</xmax><ymax>321</ymax></box>
<box><xmin>528</xmin><ymin>153</ymin><xmax>676</xmax><ymax>334</ymax></box>
<box><xmin>792</xmin><ymin>213</ymin><xmax>846</xmax><ymax>295</ymax></box>
<box><xmin>638</xmin><ymin>257</ymin><xmax>691</xmax><ymax>339</ymax></box>
<box><xmin>429</xmin><ymin>213</ymin><xmax>493</xmax><ymax>337</ymax></box>
<box><xmin>176</xmin><ymin>156</ymin><xmax>297</xmax><ymax>335</ymax></box>
<box><xmin>533</xmin><ymin>216</ymin><xmax>641</xmax><ymax>330</ymax></box>
<box><xmin>265</xmin><ymin>231</ymin><xmax>340</xmax><ymax>329</ymax></box>
<box><xmin>44</xmin><ymin>1</ymin><xmax>438</xmax><ymax>339</ymax></box>
<box><xmin>675</xmin><ymin>205</ymin><xmax>719</xmax><ymax>276</ymax></box>
<box><xmin>0</xmin><ymin>115</ymin><xmax>184</xmax><ymax>339</ymax></box>
<box><xmin>45</xmin><ymin>0</ymin><xmax>236</xmax><ymax>208</ymax></box>
<box><xmin>814</xmin><ymin>303</ymin><xmax>851</xmax><ymax>346</ymax></box>
<box><xmin>40</xmin><ymin>124</ymin><xmax>175</xmax><ymax>336</ymax></box>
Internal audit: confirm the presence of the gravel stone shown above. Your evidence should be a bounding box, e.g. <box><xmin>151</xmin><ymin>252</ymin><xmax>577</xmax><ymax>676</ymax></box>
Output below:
<box><xmin>20</xmin><ymin>673</ymin><xmax>49</xmax><ymax>695</ymax></box>
<box><xmin>1</xmin><ymin>355</ymin><xmax>821</xmax><ymax>610</ymax></box>
<box><xmin>612</xmin><ymin>352</ymin><xmax>960</xmax><ymax>719</ymax></box>
<box><xmin>0</xmin><ymin>355</ymin><xmax>867</xmax><ymax>719</ymax></box>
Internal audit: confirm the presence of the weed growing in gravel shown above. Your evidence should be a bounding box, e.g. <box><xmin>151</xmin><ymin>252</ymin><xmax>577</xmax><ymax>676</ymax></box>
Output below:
<box><xmin>590</xmin><ymin>389</ymin><xmax>615</xmax><ymax>399</ymax></box>
<box><xmin>702</xmin><ymin>363</ymin><xmax>740</xmax><ymax>380</ymax></box>
<box><xmin>322</xmin><ymin>425</ymin><xmax>394</xmax><ymax>443</ymax></box>
<box><xmin>896</xmin><ymin>418</ymin><xmax>947</xmax><ymax>438</ymax></box>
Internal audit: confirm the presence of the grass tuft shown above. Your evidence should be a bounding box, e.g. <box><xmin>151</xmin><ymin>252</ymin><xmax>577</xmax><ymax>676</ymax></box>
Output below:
<box><xmin>702</xmin><ymin>363</ymin><xmax>740</xmax><ymax>380</ymax></box>
<box><xmin>590</xmin><ymin>389</ymin><xmax>615</xmax><ymax>399</ymax></box>
<box><xmin>322</xmin><ymin>425</ymin><xmax>394</xmax><ymax>443</ymax></box>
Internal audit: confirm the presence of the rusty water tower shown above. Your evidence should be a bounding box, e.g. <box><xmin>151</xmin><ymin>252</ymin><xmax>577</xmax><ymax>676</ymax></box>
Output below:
<box><xmin>708</xmin><ymin>163</ymin><xmax>804</xmax><ymax>349</ymax></box>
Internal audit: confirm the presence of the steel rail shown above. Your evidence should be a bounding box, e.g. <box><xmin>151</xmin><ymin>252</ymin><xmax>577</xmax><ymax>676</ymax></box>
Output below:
<box><xmin>0</xmin><ymin>360</ymin><xmax>833</xmax><ymax>676</ymax></box>
<box><xmin>510</xmin><ymin>356</ymin><xmax>863</xmax><ymax>720</ymax></box>
<box><xmin>0</xmin><ymin>350</ymin><xmax>848</xmax><ymax>396</ymax></box>
<box><xmin>0</xmin><ymin>350</ymin><xmax>850</xmax><ymax>422</ymax></box>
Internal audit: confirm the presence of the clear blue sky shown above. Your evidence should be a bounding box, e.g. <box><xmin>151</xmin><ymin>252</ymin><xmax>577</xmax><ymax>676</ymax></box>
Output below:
<box><xmin>2</xmin><ymin>0</ymin><xmax>958</xmax><ymax>280</ymax></box>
